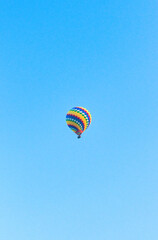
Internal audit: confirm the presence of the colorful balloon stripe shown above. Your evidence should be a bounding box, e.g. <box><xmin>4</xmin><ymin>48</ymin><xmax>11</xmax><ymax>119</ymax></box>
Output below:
<box><xmin>66</xmin><ymin>114</ymin><xmax>85</xmax><ymax>130</ymax></box>
<box><xmin>66</xmin><ymin>106</ymin><xmax>92</xmax><ymax>137</ymax></box>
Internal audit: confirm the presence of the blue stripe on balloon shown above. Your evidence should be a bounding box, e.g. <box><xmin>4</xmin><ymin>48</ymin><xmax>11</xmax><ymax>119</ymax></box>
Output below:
<box><xmin>66</xmin><ymin>114</ymin><xmax>84</xmax><ymax>130</ymax></box>
<box><xmin>66</xmin><ymin>118</ymin><xmax>82</xmax><ymax>130</ymax></box>
<box><xmin>72</xmin><ymin>107</ymin><xmax>91</xmax><ymax>126</ymax></box>
<box><xmin>68</xmin><ymin>125</ymin><xmax>79</xmax><ymax>132</ymax></box>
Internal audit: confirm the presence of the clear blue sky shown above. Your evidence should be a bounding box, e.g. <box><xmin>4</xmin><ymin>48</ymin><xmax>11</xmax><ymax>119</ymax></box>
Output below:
<box><xmin>0</xmin><ymin>1</ymin><xmax>157</xmax><ymax>239</ymax></box>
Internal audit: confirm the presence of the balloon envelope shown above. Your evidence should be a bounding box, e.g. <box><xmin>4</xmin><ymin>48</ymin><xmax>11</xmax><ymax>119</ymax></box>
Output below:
<box><xmin>66</xmin><ymin>107</ymin><xmax>92</xmax><ymax>137</ymax></box>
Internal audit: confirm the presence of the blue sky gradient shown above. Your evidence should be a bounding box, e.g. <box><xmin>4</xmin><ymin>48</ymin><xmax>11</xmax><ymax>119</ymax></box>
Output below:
<box><xmin>0</xmin><ymin>1</ymin><xmax>158</xmax><ymax>239</ymax></box>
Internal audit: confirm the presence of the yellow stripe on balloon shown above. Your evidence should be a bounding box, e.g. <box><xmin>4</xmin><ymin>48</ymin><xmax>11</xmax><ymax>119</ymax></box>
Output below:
<box><xmin>80</xmin><ymin>107</ymin><xmax>92</xmax><ymax>123</ymax></box>
<box><xmin>68</xmin><ymin>110</ymin><xmax>87</xmax><ymax>131</ymax></box>
<box><xmin>66</xmin><ymin>120</ymin><xmax>82</xmax><ymax>131</ymax></box>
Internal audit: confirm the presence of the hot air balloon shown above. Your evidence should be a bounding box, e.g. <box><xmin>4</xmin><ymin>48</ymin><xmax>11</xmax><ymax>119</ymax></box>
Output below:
<box><xmin>66</xmin><ymin>107</ymin><xmax>92</xmax><ymax>138</ymax></box>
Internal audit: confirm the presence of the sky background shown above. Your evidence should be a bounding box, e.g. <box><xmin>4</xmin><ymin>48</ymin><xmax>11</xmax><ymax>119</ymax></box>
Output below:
<box><xmin>0</xmin><ymin>1</ymin><xmax>158</xmax><ymax>239</ymax></box>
